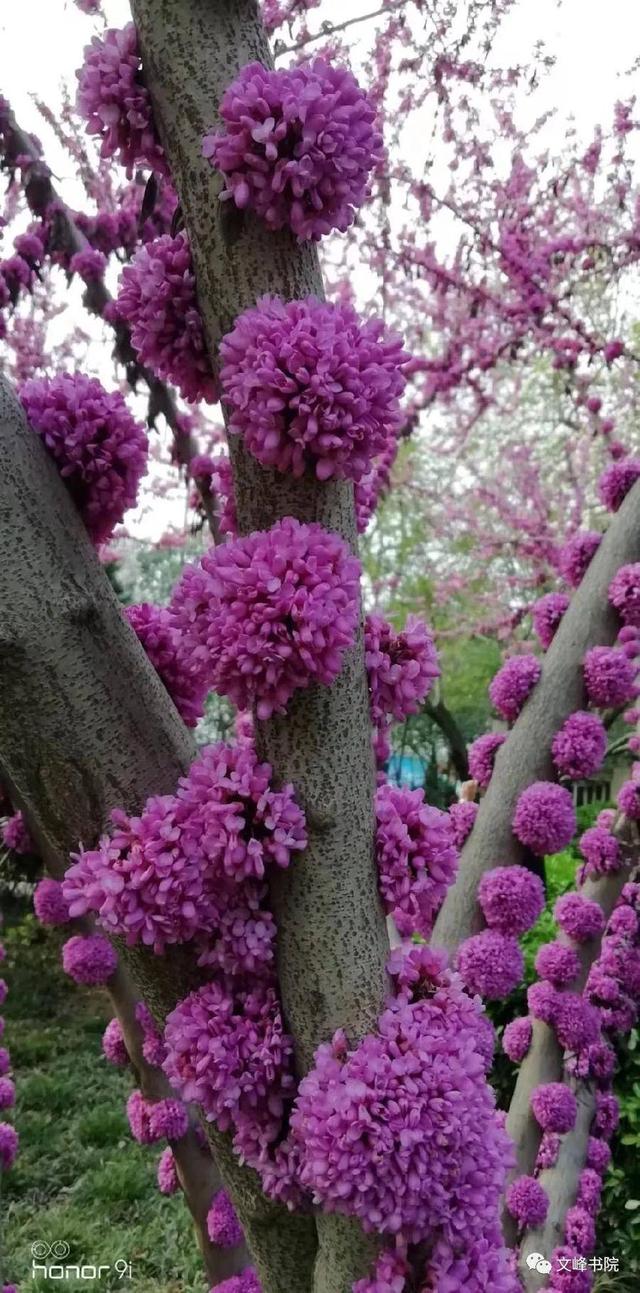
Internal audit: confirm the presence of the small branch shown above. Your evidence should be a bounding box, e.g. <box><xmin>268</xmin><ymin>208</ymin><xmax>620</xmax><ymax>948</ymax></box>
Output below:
<box><xmin>423</xmin><ymin>696</ymin><xmax>469</xmax><ymax>781</ymax></box>
<box><xmin>274</xmin><ymin>0</ymin><xmax>412</xmax><ymax>56</ymax></box>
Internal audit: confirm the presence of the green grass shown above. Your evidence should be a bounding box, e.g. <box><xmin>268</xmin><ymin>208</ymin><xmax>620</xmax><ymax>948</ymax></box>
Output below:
<box><xmin>1</xmin><ymin>912</ymin><xmax>207</xmax><ymax>1291</ymax></box>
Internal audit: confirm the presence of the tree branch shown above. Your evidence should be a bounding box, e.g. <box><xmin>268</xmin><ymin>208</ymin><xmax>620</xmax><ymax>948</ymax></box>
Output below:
<box><xmin>423</xmin><ymin>696</ymin><xmax>469</xmax><ymax>781</ymax></box>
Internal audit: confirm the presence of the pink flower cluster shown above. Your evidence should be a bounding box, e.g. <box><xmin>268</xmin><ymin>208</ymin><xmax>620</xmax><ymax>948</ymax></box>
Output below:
<box><xmin>127</xmin><ymin>1090</ymin><xmax>189</xmax><ymax>1144</ymax></box>
<box><xmin>170</xmin><ymin>518</ymin><xmax>360</xmax><ymax>719</ymax></box>
<box><xmin>69</xmin><ymin>248</ymin><xmax>107</xmax><ymax>282</ymax></box>
<box><xmin>190</xmin><ymin>453</ymin><xmax>237</xmax><ymax>539</ymax></box>
<box><xmin>557</xmin><ymin>531</ymin><xmax>601</xmax><ymax>588</ymax></box>
<box><xmin>513</xmin><ymin>781</ymin><xmax>576</xmax><ymax>855</ymax></box>
<box><xmin>532</xmin><ymin>592</ymin><xmax>569</xmax><ymax>649</ymax></box>
<box><xmin>33</xmin><ymin>877</ymin><xmax>70</xmax><ymax>926</ymax></box>
<box><xmin>212</xmin><ymin>1272</ymin><xmax>261</xmax><ymax>1293</ymax></box>
<box><xmin>63</xmin><ymin>742</ymin><xmax>306</xmax><ymax>967</ymax></box>
<box><xmin>20</xmin><ymin>373</ymin><xmax>148</xmax><ymax>544</ymax></box>
<box><xmin>207</xmin><ymin>1190</ymin><xmax>243</xmax><ymax>1248</ymax></box>
<box><xmin>374</xmin><ymin>782</ymin><xmax>458</xmax><ymax>937</ymax></box>
<box><xmin>477</xmin><ymin>865</ymin><xmax>545</xmax><ymax>935</ymax></box>
<box><xmin>157</xmin><ymin>1145</ymin><xmax>179</xmax><ymax>1194</ymax></box>
<box><xmin>115</xmin><ymin>233</ymin><xmax>217</xmax><ymax>404</ymax></box>
<box><xmin>598</xmin><ymin>458</ymin><xmax>640</xmax><ymax>512</ymax></box>
<box><xmin>551</xmin><ymin>711</ymin><xmax>607</xmax><ymax>780</ymax></box>
<box><xmin>76</xmin><ymin>24</ymin><xmax>167</xmax><ymax>174</ymax></box>
<box><xmin>1</xmin><ymin>811</ymin><xmax>33</xmax><ymax>856</ymax></box>
<box><xmin>457</xmin><ymin>931</ymin><xmax>524</xmax><ymax>999</ymax></box>
<box><xmin>205</xmin><ymin>59</ymin><xmax>383</xmax><ymax>241</ymax></box>
<box><xmin>448</xmin><ymin>799</ymin><xmax>478</xmax><ymax>847</ymax></box>
<box><xmin>62</xmin><ymin>934</ymin><xmax>117</xmax><ymax>986</ymax></box>
<box><xmin>489</xmin><ymin>654</ymin><xmax>541</xmax><ymax>722</ymax></box>
<box><xmin>365</xmin><ymin>613</ymin><xmax>439</xmax><ymax>724</ymax></box>
<box><xmin>609</xmin><ymin>563</ymin><xmax>640</xmax><ymax>624</ymax></box>
<box><xmin>102</xmin><ymin>1018</ymin><xmax>129</xmax><ymax>1067</ymax></box>
<box><xmin>468</xmin><ymin>731</ymin><xmax>506</xmax><ymax>789</ymax></box>
<box><xmin>583</xmin><ymin>646</ymin><xmax>637</xmax><ymax>707</ymax></box>
<box><xmin>219</xmin><ymin>296</ymin><xmax>407</xmax><ymax>482</ymax></box>
<box><xmin>125</xmin><ymin>602</ymin><xmax>208</xmax><ymax>727</ymax></box>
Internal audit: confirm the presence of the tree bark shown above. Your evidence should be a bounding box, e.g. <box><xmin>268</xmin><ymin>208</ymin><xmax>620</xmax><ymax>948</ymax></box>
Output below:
<box><xmin>0</xmin><ymin>374</ymin><xmax>317</xmax><ymax>1291</ymax></box>
<box><xmin>433</xmin><ymin>476</ymin><xmax>640</xmax><ymax>954</ymax></box>
<box><xmin>130</xmin><ymin>2</ymin><xmax>391</xmax><ymax>1289</ymax></box>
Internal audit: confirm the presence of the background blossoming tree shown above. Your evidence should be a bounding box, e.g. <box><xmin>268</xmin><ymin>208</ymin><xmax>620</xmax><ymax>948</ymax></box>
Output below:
<box><xmin>2</xmin><ymin>2</ymin><xmax>640</xmax><ymax>1292</ymax></box>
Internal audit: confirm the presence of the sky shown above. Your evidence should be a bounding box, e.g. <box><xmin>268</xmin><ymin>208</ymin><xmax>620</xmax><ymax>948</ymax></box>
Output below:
<box><xmin>1</xmin><ymin>0</ymin><xmax>640</xmax><ymax>539</ymax></box>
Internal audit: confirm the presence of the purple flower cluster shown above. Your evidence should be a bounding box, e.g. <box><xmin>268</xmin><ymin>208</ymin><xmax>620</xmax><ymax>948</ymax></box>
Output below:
<box><xmin>598</xmin><ymin>458</ymin><xmax>640</xmax><ymax>512</ymax></box>
<box><xmin>583</xmin><ymin>646</ymin><xmax>637</xmax><ymax>707</ymax></box>
<box><xmin>115</xmin><ymin>233</ymin><xmax>216</xmax><ymax>404</ymax></box>
<box><xmin>0</xmin><ymin>1122</ymin><xmax>18</xmax><ymax>1169</ymax></box>
<box><xmin>609</xmin><ymin>562</ymin><xmax>640</xmax><ymax>625</ymax></box>
<box><xmin>76</xmin><ymin>24</ymin><xmax>166</xmax><ymax>174</ymax></box>
<box><xmin>212</xmin><ymin>1272</ymin><xmax>261</xmax><ymax>1293</ymax></box>
<box><xmin>135</xmin><ymin>1002</ymin><xmax>166</xmax><ymax>1067</ymax></box>
<box><xmin>374</xmin><ymin>782</ymin><xmax>458</xmax><ymax>937</ymax></box>
<box><xmin>532</xmin><ymin>592</ymin><xmax>570</xmax><ymax>649</ymax></box>
<box><xmin>190</xmin><ymin>453</ymin><xmax>237</xmax><ymax>539</ymax></box>
<box><xmin>64</xmin><ymin>742</ymin><xmax>306</xmax><ymax>965</ymax></box>
<box><xmin>20</xmin><ymin>373</ymin><xmax>148</xmax><ymax>544</ymax></box>
<box><xmin>513</xmin><ymin>781</ymin><xmax>576</xmax><ymax>855</ymax></box>
<box><xmin>617</xmin><ymin>776</ymin><xmax>640</xmax><ymax>819</ymax></box>
<box><xmin>365</xmin><ymin>613</ymin><xmax>438</xmax><ymax>724</ymax></box>
<box><xmin>171</xmin><ymin>518</ymin><xmax>360</xmax><ymax>719</ymax></box>
<box><xmin>534</xmin><ymin>941</ymin><xmax>580</xmax><ymax>986</ymax></box>
<box><xmin>468</xmin><ymin>731</ymin><xmax>506</xmax><ymax>789</ymax></box>
<box><xmin>551</xmin><ymin>711</ymin><xmax>607</xmax><ymax>780</ymax></box>
<box><xmin>291</xmin><ymin>954</ymin><xmax>512</xmax><ymax>1245</ymax></box>
<box><xmin>489</xmin><ymin>654</ymin><xmax>541</xmax><ymax>722</ymax></box>
<box><xmin>354</xmin><ymin>430</ymin><xmax>399</xmax><ymax>533</ymax></box>
<box><xmin>505</xmin><ymin>1174</ymin><xmax>548</xmax><ymax>1227</ymax></box>
<box><xmin>579</xmin><ymin>825</ymin><xmax>621</xmax><ymax>879</ymax></box>
<box><xmin>125</xmin><ymin>602</ymin><xmax>208</xmax><ymax>727</ymax></box>
<box><xmin>219</xmin><ymin>296</ymin><xmax>407</xmax><ymax>482</ymax></box>
<box><xmin>477</xmin><ymin>865</ymin><xmax>544</xmax><ymax>935</ymax></box>
<box><xmin>353</xmin><ymin>1249</ymin><xmax>408</xmax><ymax>1293</ymax></box>
<box><xmin>1</xmin><ymin>811</ymin><xmax>33</xmax><ymax>856</ymax></box>
<box><xmin>205</xmin><ymin>59</ymin><xmax>383</xmax><ymax>241</ymax></box>
<box><xmin>456</xmin><ymin>930</ymin><xmax>524</xmax><ymax>999</ymax></box>
<box><xmin>531</xmin><ymin>1082</ymin><xmax>577</xmax><ymax>1133</ymax></box>
<box><xmin>102</xmin><ymin>1018</ymin><xmax>129</xmax><ymax>1067</ymax></box>
<box><xmin>157</xmin><ymin>1145</ymin><xmax>179</xmax><ymax>1194</ymax></box>
<box><xmin>33</xmin><ymin>878</ymin><xmax>70</xmax><ymax>927</ymax></box>
<box><xmin>554</xmin><ymin>893</ymin><xmax>605</xmax><ymax>942</ymax></box>
<box><xmin>207</xmin><ymin>1190</ymin><xmax>243</xmax><ymax>1248</ymax></box>
<box><xmin>502</xmin><ymin>1016</ymin><xmax>532</xmax><ymax>1062</ymax></box>
<box><xmin>69</xmin><ymin>248</ymin><xmax>107</xmax><ymax>282</ymax></box>
<box><xmin>62</xmin><ymin>934</ymin><xmax>117</xmax><ymax>986</ymax></box>
<box><xmin>448</xmin><ymin>799</ymin><xmax>478</xmax><ymax>847</ymax></box>
<box><xmin>557</xmin><ymin>531</ymin><xmax>601</xmax><ymax>588</ymax></box>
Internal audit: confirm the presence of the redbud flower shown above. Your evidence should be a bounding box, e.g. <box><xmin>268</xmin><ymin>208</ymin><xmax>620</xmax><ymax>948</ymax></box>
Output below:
<box><xmin>115</xmin><ymin>232</ymin><xmax>216</xmax><ymax>403</ymax></box>
<box><xmin>583</xmin><ymin>646</ymin><xmax>637</xmax><ymax>708</ymax></box>
<box><xmin>0</xmin><ymin>1079</ymin><xmax>15</xmax><ymax>1110</ymax></box>
<box><xmin>20</xmin><ymin>373</ymin><xmax>148</xmax><ymax>544</ymax></box>
<box><xmin>468</xmin><ymin>732</ymin><xmax>506</xmax><ymax>789</ymax></box>
<box><xmin>579</xmin><ymin>826</ymin><xmax>621</xmax><ymax>877</ymax></box>
<box><xmin>489</xmin><ymin>654</ymin><xmax>541</xmax><ymax>722</ymax></box>
<box><xmin>219</xmin><ymin>296</ymin><xmax>407</xmax><ymax>482</ymax></box>
<box><xmin>594</xmin><ymin>1091</ymin><xmax>619</xmax><ymax>1137</ymax></box>
<box><xmin>506</xmin><ymin>1175</ymin><xmax>548</xmax><ymax>1228</ymax></box>
<box><xmin>586</xmin><ymin>1137</ymin><xmax>611</xmax><ymax>1173</ymax></box>
<box><xmin>148</xmin><ymin>1098</ymin><xmax>189</xmax><ymax>1143</ymax></box>
<box><xmin>170</xmin><ymin>518</ymin><xmax>360</xmax><ymax>719</ymax></box>
<box><xmin>557</xmin><ymin>531</ymin><xmax>601</xmax><ymax>587</ymax></box>
<box><xmin>513</xmin><ymin>782</ymin><xmax>576</xmax><ymax>855</ymax></box>
<box><xmin>62</xmin><ymin>934</ymin><xmax>117</xmax><ymax>985</ymax></box>
<box><xmin>76</xmin><ymin>24</ymin><xmax>167</xmax><ymax>174</ymax></box>
<box><xmin>1</xmin><ymin>811</ymin><xmax>33</xmax><ymax>855</ymax></box>
<box><xmin>577</xmin><ymin>1169</ymin><xmax>602</xmax><ymax>1215</ymax></box>
<box><xmin>502</xmin><ymin>1016</ymin><xmax>532</xmax><ymax>1062</ymax></box>
<box><xmin>617</xmin><ymin>777</ymin><xmax>640</xmax><ymax>819</ymax></box>
<box><xmin>102</xmin><ymin>1018</ymin><xmax>129</xmax><ymax>1067</ymax></box>
<box><xmin>127</xmin><ymin>1089</ymin><xmax>154</xmax><ymax>1144</ymax></box>
<box><xmin>212</xmin><ymin>1272</ymin><xmax>261</xmax><ymax>1293</ymax></box>
<box><xmin>536</xmin><ymin>1133</ymin><xmax>560</xmax><ymax>1170</ymax></box>
<box><xmin>0</xmin><ymin>1122</ymin><xmax>19</xmax><ymax>1169</ymax></box>
<box><xmin>555</xmin><ymin>893</ymin><xmax>605</xmax><ymax>942</ymax></box>
<box><xmin>69</xmin><ymin>248</ymin><xmax>107</xmax><ymax>282</ymax></box>
<box><xmin>565</xmin><ymin>1205</ymin><xmax>596</xmax><ymax>1254</ymax></box>
<box><xmin>551</xmin><ymin>711</ymin><xmax>607</xmax><ymax>780</ymax></box>
<box><xmin>478</xmin><ymin>865</ymin><xmax>544</xmax><ymax>935</ymax></box>
<box><xmin>549</xmin><ymin>1247</ymin><xmax>592</xmax><ymax>1292</ymax></box>
<box><xmin>375</xmin><ymin>782</ymin><xmax>458</xmax><ymax>937</ymax></box>
<box><xmin>33</xmin><ymin>877</ymin><xmax>70</xmax><ymax>927</ymax></box>
<box><xmin>554</xmin><ymin>995</ymin><xmax>600</xmax><ymax>1052</ymax></box>
<box><xmin>125</xmin><ymin>603</ymin><xmax>208</xmax><ymax>727</ymax></box>
<box><xmin>534</xmin><ymin>942</ymin><xmax>580</xmax><ymax>987</ymax></box>
<box><xmin>532</xmin><ymin>592</ymin><xmax>569</xmax><ymax>649</ymax></box>
<box><xmin>0</xmin><ymin>1050</ymin><xmax>10</xmax><ymax>1078</ymax></box>
<box><xmin>449</xmin><ymin>800</ymin><xmax>478</xmax><ymax>847</ymax></box>
<box><xmin>365</xmin><ymin>614</ymin><xmax>439</xmax><ymax>723</ymax></box>
<box><xmin>456</xmin><ymin>931</ymin><xmax>524</xmax><ymax>999</ymax></box>
<box><xmin>207</xmin><ymin>1190</ymin><xmax>243</xmax><ymax>1248</ymax></box>
<box><xmin>157</xmin><ymin>1145</ymin><xmax>180</xmax><ymax>1195</ymax></box>
<box><xmin>205</xmin><ymin>60</ymin><xmax>383</xmax><ymax>241</ymax></box>
<box><xmin>598</xmin><ymin>458</ymin><xmax>640</xmax><ymax>511</ymax></box>
<box><xmin>609</xmin><ymin>563</ymin><xmax>640</xmax><ymax>625</ymax></box>
<box><xmin>528</xmin><ymin>980</ymin><xmax>560</xmax><ymax>1024</ymax></box>
<box><xmin>531</xmin><ymin>1082</ymin><xmax>577</xmax><ymax>1133</ymax></box>
<box><xmin>353</xmin><ymin>1249</ymin><xmax>408</xmax><ymax>1293</ymax></box>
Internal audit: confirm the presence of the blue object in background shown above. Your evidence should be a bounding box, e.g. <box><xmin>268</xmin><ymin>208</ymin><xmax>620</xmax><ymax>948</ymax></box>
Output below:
<box><xmin>386</xmin><ymin>753</ymin><xmax>429</xmax><ymax>789</ymax></box>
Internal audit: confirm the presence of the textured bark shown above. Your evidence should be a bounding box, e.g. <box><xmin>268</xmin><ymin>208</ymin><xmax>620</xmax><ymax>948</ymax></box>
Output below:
<box><xmin>129</xmin><ymin>2</ymin><xmax>391</xmax><ymax>1288</ymax></box>
<box><xmin>433</xmin><ymin>475</ymin><xmax>640</xmax><ymax>954</ymax></box>
<box><xmin>0</xmin><ymin>375</ymin><xmax>316</xmax><ymax>1288</ymax></box>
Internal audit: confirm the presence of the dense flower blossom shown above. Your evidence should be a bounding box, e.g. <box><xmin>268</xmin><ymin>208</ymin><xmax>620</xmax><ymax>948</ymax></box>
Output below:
<box><xmin>609</xmin><ymin>563</ymin><xmax>640</xmax><ymax>624</ymax></box>
<box><xmin>127</xmin><ymin>1089</ymin><xmax>154</xmax><ymax>1144</ymax></box>
<box><xmin>353</xmin><ymin>1248</ymin><xmax>408</xmax><ymax>1293</ymax></box>
<box><xmin>554</xmin><ymin>893</ymin><xmax>605</xmax><ymax>942</ymax></box>
<box><xmin>531</xmin><ymin>1083</ymin><xmax>577</xmax><ymax>1133</ymax></box>
<box><xmin>115</xmin><ymin>233</ymin><xmax>216</xmax><ymax>403</ymax></box>
<box><xmin>365</xmin><ymin>613</ymin><xmax>439</xmax><ymax>723</ymax></box>
<box><xmin>374</xmin><ymin>782</ymin><xmax>458</xmax><ymax>937</ymax></box>
<box><xmin>564</xmin><ymin>1205</ymin><xmax>596</xmax><ymax>1254</ymax></box>
<box><xmin>468</xmin><ymin>731</ymin><xmax>506</xmax><ymax>789</ymax></box>
<box><xmin>157</xmin><ymin>1145</ymin><xmax>180</xmax><ymax>1194</ymax></box>
<box><xmin>577</xmin><ymin>1169</ymin><xmax>602</xmax><ymax>1214</ymax></box>
<box><xmin>354</xmin><ymin>430</ymin><xmax>399</xmax><ymax>534</ymax></box>
<box><xmin>608</xmin><ymin>904</ymin><xmax>638</xmax><ymax>936</ymax></box>
<box><xmin>171</xmin><ymin>518</ymin><xmax>360</xmax><ymax>719</ymax></box>
<box><xmin>594</xmin><ymin>1091</ymin><xmax>619</xmax><ymax>1137</ymax></box>
<box><xmin>207</xmin><ymin>1190</ymin><xmax>243</xmax><ymax>1248</ymax></box>
<box><xmin>190</xmin><ymin>453</ymin><xmax>237</xmax><ymax>539</ymax></box>
<box><xmin>69</xmin><ymin>248</ymin><xmax>107</xmax><ymax>281</ymax></box>
<box><xmin>0</xmin><ymin>1122</ymin><xmax>18</xmax><ymax>1169</ymax></box>
<box><xmin>549</xmin><ymin>1247</ymin><xmax>593</xmax><ymax>1293</ymax></box>
<box><xmin>0</xmin><ymin>1050</ymin><xmax>10</xmax><ymax>1078</ymax></box>
<box><xmin>33</xmin><ymin>877</ymin><xmax>70</xmax><ymax>926</ymax></box>
<box><xmin>583</xmin><ymin>645</ymin><xmax>637</xmax><ymax>707</ymax></box>
<box><xmin>102</xmin><ymin>1017</ymin><xmax>129</xmax><ymax>1067</ymax></box>
<box><xmin>1</xmin><ymin>811</ymin><xmax>33</xmax><ymax>855</ymax></box>
<box><xmin>205</xmin><ymin>59</ymin><xmax>383</xmax><ymax>241</ymax></box>
<box><xmin>536</xmin><ymin>1133</ymin><xmax>561</xmax><ymax>1170</ymax></box>
<box><xmin>147</xmin><ymin>1097</ymin><xmax>189</xmax><ymax>1143</ymax></box>
<box><xmin>125</xmin><ymin>602</ymin><xmax>208</xmax><ymax>727</ymax></box>
<box><xmin>534</xmin><ymin>941</ymin><xmax>580</xmax><ymax>986</ymax></box>
<box><xmin>76</xmin><ymin>24</ymin><xmax>166</xmax><ymax>174</ymax></box>
<box><xmin>554</xmin><ymin>994</ymin><xmax>600</xmax><ymax>1052</ymax></box>
<box><xmin>477</xmin><ymin>865</ymin><xmax>544</xmax><ymax>935</ymax></box>
<box><xmin>506</xmin><ymin>1175</ymin><xmax>548</xmax><ymax>1227</ymax></box>
<box><xmin>448</xmin><ymin>799</ymin><xmax>478</xmax><ymax>847</ymax></box>
<box><xmin>456</xmin><ymin>931</ymin><xmax>524</xmax><ymax>999</ymax></box>
<box><xmin>422</xmin><ymin>1233</ymin><xmax>520</xmax><ymax>1293</ymax></box>
<box><xmin>64</xmin><ymin>742</ymin><xmax>306</xmax><ymax>959</ymax></box>
<box><xmin>292</xmin><ymin>986</ymin><xmax>513</xmax><ymax>1244</ymax></box>
<box><xmin>579</xmin><ymin>825</ymin><xmax>621</xmax><ymax>877</ymax></box>
<box><xmin>219</xmin><ymin>296</ymin><xmax>407</xmax><ymax>482</ymax></box>
<box><xmin>502</xmin><ymin>1015</ymin><xmax>532</xmax><ymax>1061</ymax></box>
<box><xmin>0</xmin><ymin>1079</ymin><xmax>15</xmax><ymax>1110</ymax></box>
<box><xmin>488</xmin><ymin>654</ymin><xmax>541</xmax><ymax>722</ymax></box>
<box><xmin>551</xmin><ymin>711</ymin><xmax>607</xmax><ymax>780</ymax></box>
<box><xmin>617</xmin><ymin>777</ymin><xmax>640</xmax><ymax>818</ymax></box>
<box><xmin>586</xmin><ymin>1137</ymin><xmax>611</xmax><ymax>1173</ymax></box>
<box><xmin>513</xmin><ymin>782</ymin><xmax>576</xmax><ymax>855</ymax></box>
<box><xmin>135</xmin><ymin>1002</ymin><xmax>166</xmax><ymax>1068</ymax></box>
<box><xmin>20</xmin><ymin>373</ymin><xmax>148</xmax><ymax>544</ymax></box>
<box><xmin>532</xmin><ymin>592</ymin><xmax>570</xmax><ymax>649</ymax></box>
<box><xmin>557</xmin><ymin>531</ymin><xmax>602</xmax><ymax>587</ymax></box>
<box><xmin>62</xmin><ymin>934</ymin><xmax>117</xmax><ymax>985</ymax></box>
<box><xmin>212</xmin><ymin>1272</ymin><xmax>261</xmax><ymax>1293</ymax></box>
<box><xmin>598</xmin><ymin>458</ymin><xmax>640</xmax><ymax>511</ymax></box>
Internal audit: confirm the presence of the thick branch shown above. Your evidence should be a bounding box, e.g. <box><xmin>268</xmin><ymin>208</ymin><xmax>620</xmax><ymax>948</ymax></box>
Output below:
<box><xmin>0</xmin><ymin>374</ymin><xmax>316</xmax><ymax>1289</ymax></box>
<box><xmin>423</xmin><ymin>696</ymin><xmax>469</xmax><ymax>781</ymax></box>
<box><xmin>433</xmin><ymin>476</ymin><xmax>640</xmax><ymax>953</ymax></box>
<box><xmin>130</xmin><ymin>2</ymin><xmax>390</xmax><ymax>1289</ymax></box>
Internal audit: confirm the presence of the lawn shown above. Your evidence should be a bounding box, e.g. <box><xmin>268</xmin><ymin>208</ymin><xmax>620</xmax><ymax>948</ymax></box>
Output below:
<box><xmin>1</xmin><ymin>911</ymin><xmax>207</xmax><ymax>1292</ymax></box>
